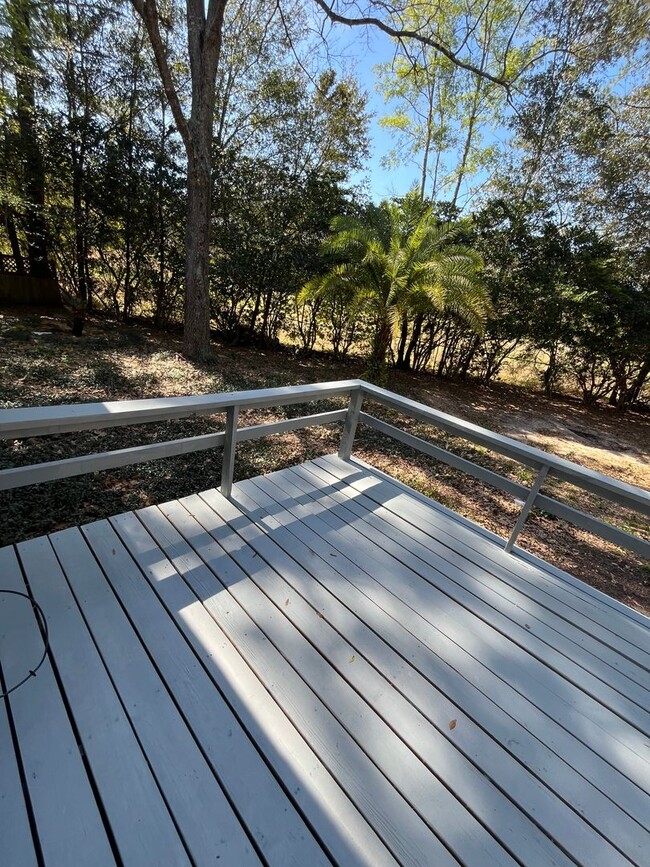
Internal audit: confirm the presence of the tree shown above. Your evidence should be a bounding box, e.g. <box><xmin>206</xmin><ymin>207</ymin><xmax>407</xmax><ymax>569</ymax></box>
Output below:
<box><xmin>376</xmin><ymin>0</ymin><xmax>528</xmax><ymax>206</ymax></box>
<box><xmin>376</xmin><ymin>49</ymin><xmax>458</xmax><ymax>201</ymax></box>
<box><xmin>128</xmin><ymin>0</ymin><xmax>227</xmax><ymax>359</ymax></box>
<box><xmin>209</xmin><ymin>59</ymin><xmax>367</xmax><ymax>346</ymax></box>
<box><xmin>212</xmin><ymin>153</ymin><xmax>351</xmax><ymax>345</ymax></box>
<box><xmin>301</xmin><ymin>192</ymin><xmax>489</xmax><ymax>381</ymax></box>
<box><xmin>129</xmin><ymin>0</ymin><xmax>524</xmax><ymax>360</ymax></box>
<box><xmin>506</xmin><ymin>0</ymin><xmax>650</xmax><ymax>225</ymax></box>
<box><xmin>4</xmin><ymin>0</ymin><xmax>52</xmax><ymax>277</ymax></box>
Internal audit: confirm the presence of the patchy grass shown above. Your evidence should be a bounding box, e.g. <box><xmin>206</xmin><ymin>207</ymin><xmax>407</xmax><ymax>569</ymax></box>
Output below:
<box><xmin>1</xmin><ymin>307</ymin><xmax>649</xmax><ymax>616</ymax></box>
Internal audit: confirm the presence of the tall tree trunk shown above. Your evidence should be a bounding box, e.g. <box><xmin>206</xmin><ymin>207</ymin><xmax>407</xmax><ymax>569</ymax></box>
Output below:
<box><xmin>132</xmin><ymin>0</ymin><xmax>226</xmax><ymax>361</ymax></box>
<box><xmin>450</xmin><ymin>109</ymin><xmax>477</xmax><ymax>210</ymax></box>
<box><xmin>10</xmin><ymin>0</ymin><xmax>52</xmax><ymax>279</ymax></box>
<box><xmin>450</xmin><ymin>77</ymin><xmax>484</xmax><ymax>210</ymax></box>
<box><xmin>418</xmin><ymin>83</ymin><xmax>435</xmax><ymax>201</ymax></box>
<box><xmin>628</xmin><ymin>357</ymin><xmax>650</xmax><ymax>405</ymax></box>
<box><xmin>123</xmin><ymin>32</ymin><xmax>142</xmax><ymax>322</ymax></box>
<box><xmin>64</xmin><ymin>0</ymin><xmax>92</xmax><ymax>306</ymax></box>
<box><xmin>450</xmin><ymin>20</ymin><xmax>489</xmax><ymax>211</ymax></box>
<box><xmin>154</xmin><ymin>96</ymin><xmax>167</xmax><ymax>327</ymax></box>
<box><xmin>542</xmin><ymin>345</ymin><xmax>558</xmax><ymax>396</ymax></box>
<box><xmin>183</xmin><ymin>141</ymin><xmax>213</xmax><ymax>359</ymax></box>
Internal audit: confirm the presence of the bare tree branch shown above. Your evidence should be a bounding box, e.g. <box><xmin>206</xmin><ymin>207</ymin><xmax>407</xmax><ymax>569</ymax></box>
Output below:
<box><xmin>311</xmin><ymin>0</ymin><xmax>512</xmax><ymax>91</ymax></box>
<box><xmin>130</xmin><ymin>0</ymin><xmax>190</xmax><ymax>148</ymax></box>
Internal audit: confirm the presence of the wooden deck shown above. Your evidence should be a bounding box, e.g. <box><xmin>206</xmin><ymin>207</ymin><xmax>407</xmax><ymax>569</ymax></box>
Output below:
<box><xmin>1</xmin><ymin>456</ymin><xmax>649</xmax><ymax>867</ymax></box>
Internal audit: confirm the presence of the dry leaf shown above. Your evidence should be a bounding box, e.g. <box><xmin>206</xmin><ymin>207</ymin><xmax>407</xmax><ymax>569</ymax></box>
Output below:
<box><xmin>284</xmin><ymin>598</ymin><xmax>290</xmax><ymax>606</ymax></box>
<box><xmin>448</xmin><ymin>719</ymin><xmax>457</xmax><ymax>730</ymax></box>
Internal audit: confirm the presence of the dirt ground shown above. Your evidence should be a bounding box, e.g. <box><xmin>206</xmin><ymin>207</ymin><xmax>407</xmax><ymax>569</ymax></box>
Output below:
<box><xmin>1</xmin><ymin>307</ymin><xmax>649</xmax><ymax>615</ymax></box>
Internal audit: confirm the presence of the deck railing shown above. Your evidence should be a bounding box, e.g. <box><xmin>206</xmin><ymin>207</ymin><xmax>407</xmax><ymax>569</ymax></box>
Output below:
<box><xmin>1</xmin><ymin>379</ymin><xmax>648</xmax><ymax>559</ymax></box>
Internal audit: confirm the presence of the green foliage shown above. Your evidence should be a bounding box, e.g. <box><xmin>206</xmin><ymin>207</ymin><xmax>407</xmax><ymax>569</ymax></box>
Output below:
<box><xmin>301</xmin><ymin>191</ymin><xmax>489</xmax><ymax>380</ymax></box>
<box><xmin>375</xmin><ymin>0</ymin><xmax>534</xmax><ymax>205</ymax></box>
<box><xmin>0</xmin><ymin>0</ymin><xmax>647</xmax><ymax>412</ymax></box>
<box><xmin>211</xmin><ymin>151</ymin><xmax>354</xmax><ymax>345</ymax></box>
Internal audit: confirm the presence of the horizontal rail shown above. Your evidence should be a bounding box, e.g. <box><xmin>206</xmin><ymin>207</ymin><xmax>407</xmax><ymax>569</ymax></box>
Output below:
<box><xmin>0</xmin><ymin>410</ymin><xmax>347</xmax><ymax>491</ymax></box>
<box><xmin>236</xmin><ymin>409</ymin><xmax>347</xmax><ymax>443</ymax></box>
<box><xmin>534</xmin><ymin>494</ymin><xmax>650</xmax><ymax>559</ymax></box>
<box><xmin>1</xmin><ymin>378</ymin><xmax>647</xmax><ymax>561</ymax></box>
<box><xmin>0</xmin><ymin>380</ymin><xmax>361</xmax><ymax>439</ymax></box>
<box><xmin>359</xmin><ymin>382</ymin><xmax>650</xmax><ymax>518</ymax></box>
<box><xmin>361</xmin><ymin>412</ymin><xmax>650</xmax><ymax>559</ymax></box>
<box><xmin>360</xmin><ymin>413</ymin><xmax>526</xmax><ymax>498</ymax></box>
<box><xmin>0</xmin><ymin>432</ymin><xmax>227</xmax><ymax>490</ymax></box>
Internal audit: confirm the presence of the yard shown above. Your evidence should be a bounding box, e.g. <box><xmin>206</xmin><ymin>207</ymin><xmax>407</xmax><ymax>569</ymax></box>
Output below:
<box><xmin>1</xmin><ymin>307</ymin><xmax>648</xmax><ymax>615</ymax></box>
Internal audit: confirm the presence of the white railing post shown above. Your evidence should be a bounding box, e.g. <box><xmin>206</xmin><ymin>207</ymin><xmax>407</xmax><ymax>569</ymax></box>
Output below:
<box><xmin>505</xmin><ymin>464</ymin><xmax>550</xmax><ymax>553</ymax></box>
<box><xmin>221</xmin><ymin>405</ymin><xmax>239</xmax><ymax>498</ymax></box>
<box><xmin>338</xmin><ymin>389</ymin><xmax>364</xmax><ymax>461</ymax></box>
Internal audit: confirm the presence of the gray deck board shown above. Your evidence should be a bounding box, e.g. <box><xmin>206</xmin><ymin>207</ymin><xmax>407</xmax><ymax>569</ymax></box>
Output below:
<box><xmin>0</xmin><ymin>546</ymin><xmax>115</xmax><ymax>867</ymax></box>
<box><xmin>17</xmin><ymin>534</ymin><xmax>190</xmax><ymax>867</ymax></box>
<box><xmin>332</xmin><ymin>455</ymin><xmax>650</xmax><ymax>655</ymax></box>
<box><xmin>194</xmin><ymin>489</ymin><xmax>556</xmax><ymax>867</ymax></box>
<box><xmin>315</xmin><ymin>457</ymin><xmax>650</xmax><ymax>678</ymax></box>
<box><xmin>2</xmin><ymin>456</ymin><xmax>649</xmax><ymax>867</ymax></box>
<box><xmin>299</xmin><ymin>461</ymin><xmax>650</xmax><ymax>707</ymax></box>
<box><xmin>51</xmin><ymin>526</ymin><xmax>261</xmax><ymax>867</ymax></box>
<box><xmin>233</xmin><ymin>475</ymin><xmax>649</xmax><ymax>863</ymax></box>
<box><xmin>110</xmin><ymin>507</ymin><xmax>398</xmax><ymax>867</ymax></box>
<box><xmin>263</xmin><ymin>465</ymin><xmax>650</xmax><ymax>782</ymax></box>
<box><xmin>0</xmin><ymin>614</ymin><xmax>38</xmax><ymax>867</ymax></box>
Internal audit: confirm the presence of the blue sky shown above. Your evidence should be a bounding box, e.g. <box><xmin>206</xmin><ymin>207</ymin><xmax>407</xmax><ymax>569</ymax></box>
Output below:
<box><xmin>322</xmin><ymin>23</ymin><xmax>427</xmax><ymax>201</ymax></box>
<box><xmin>312</xmin><ymin>14</ymin><xmax>644</xmax><ymax>208</ymax></box>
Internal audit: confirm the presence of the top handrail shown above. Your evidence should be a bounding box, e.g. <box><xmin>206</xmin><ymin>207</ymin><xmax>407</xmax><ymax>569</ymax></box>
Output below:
<box><xmin>1</xmin><ymin>377</ymin><xmax>648</xmax><ymax>519</ymax></box>
<box><xmin>0</xmin><ymin>380</ymin><xmax>362</xmax><ymax>438</ymax></box>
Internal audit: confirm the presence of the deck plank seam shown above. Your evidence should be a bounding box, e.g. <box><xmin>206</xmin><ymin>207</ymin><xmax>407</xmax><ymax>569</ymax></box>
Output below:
<box><xmin>282</xmin><ymin>464</ymin><xmax>650</xmax><ymax>740</ymax></box>
<box><xmin>305</xmin><ymin>461</ymin><xmax>650</xmax><ymax>689</ymax></box>
<box><xmin>165</xmin><ymin>495</ymin><xmax>463</xmax><ymax>867</ymax></box>
<box><xmin>117</xmin><ymin>507</ymin><xmax>346</xmax><ymax>867</ymax></box>
<box><xmin>234</xmin><ymin>474</ymin><xmax>647</xmax><ymax>865</ymax></box>
<box><xmin>42</xmin><ymin>532</ymin><xmax>196</xmax><ymax>867</ymax></box>
<box><xmin>344</xmin><ymin>455</ymin><xmax>650</xmax><ymax>633</ymax></box>
<box><xmin>78</xmin><ymin>522</ymin><xmax>284</xmax><ymax>867</ymax></box>
<box><xmin>193</xmin><ymin>489</ymin><xmax>590</xmax><ymax>867</ymax></box>
<box><xmin>0</xmin><ymin>595</ymin><xmax>44</xmax><ymax>867</ymax></box>
<box><xmin>315</xmin><ymin>457</ymin><xmax>650</xmax><ymax>673</ymax></box>
<box><xmin>261</xmin><ymin>466</ymin><xmax>650</xmax><ymax>796</ymax></box>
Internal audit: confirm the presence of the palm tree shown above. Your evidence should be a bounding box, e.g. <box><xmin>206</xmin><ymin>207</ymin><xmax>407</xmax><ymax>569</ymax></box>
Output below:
<box><xmin>300</xmin><ymin>192</ymin><xmax>490</xmax><ymax>381</ymax></box>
